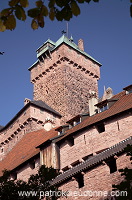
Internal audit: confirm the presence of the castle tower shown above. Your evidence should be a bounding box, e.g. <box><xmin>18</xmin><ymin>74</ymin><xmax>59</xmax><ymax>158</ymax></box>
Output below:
<box><xmin>29</xmin><ymin>35</ymin><xmax>101</xmax><ymax>123</ymax></box>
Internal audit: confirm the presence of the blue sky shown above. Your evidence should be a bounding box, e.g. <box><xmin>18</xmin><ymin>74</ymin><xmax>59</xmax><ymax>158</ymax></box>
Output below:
<box><xmin>0</xmin><ymin>0</ymin><xmax>132</xmax><ymax>126</ymax></box>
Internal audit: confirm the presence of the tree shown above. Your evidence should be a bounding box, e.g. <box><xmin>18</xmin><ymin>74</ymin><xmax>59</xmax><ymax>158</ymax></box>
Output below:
<box><xmin>0</xmin><ymin>165</ymin><xmax>60</xmax><ymax>200</ymax></box>
<box><xmin>0</xmin><ymin>0</ymin><xmax>132</xmax><ymax>32</ymax></box>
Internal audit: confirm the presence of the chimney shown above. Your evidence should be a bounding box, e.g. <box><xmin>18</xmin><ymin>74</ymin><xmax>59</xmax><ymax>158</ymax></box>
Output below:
<box><xmin>88</xmin><ymin>91</ymin><xmax>98</xmax><ymax>116</ymax></box>
<box><xmin>24</xmin><ymin>98</ymin><xmax>31</xmax><ymax>106</ymax></box>
<box><xmin>78</xmin><ymin>39</ymin><xmax>84</xmax><ymax>51</ymax></box>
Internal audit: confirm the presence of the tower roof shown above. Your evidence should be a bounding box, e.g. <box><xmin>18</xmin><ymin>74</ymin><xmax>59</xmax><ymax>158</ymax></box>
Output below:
<box><xmin>29</xmin><ymin>35</ymin><xmax>102</xmax><ymax>71</ymax></box>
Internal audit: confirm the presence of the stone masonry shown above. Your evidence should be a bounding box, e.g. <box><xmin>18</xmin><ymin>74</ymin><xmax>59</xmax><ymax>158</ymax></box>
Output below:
<box><xmin>59</xmin><ymin>112</ymin><xmax>132</xmax><ymax>170</ymax></box>
<box><xmin>30</xmin><ymin>39</ymin><xmax>101</xmax><ymax>123</ymax></box>
<box><xmin>0</xmin><ymin>103</ymin><xmax>60</xmax><ymax>161</ymax></box>
<box><xmin>59</xmin><ymin>153</ymin><xmax>131</xmax><ymax>200</ymax></box>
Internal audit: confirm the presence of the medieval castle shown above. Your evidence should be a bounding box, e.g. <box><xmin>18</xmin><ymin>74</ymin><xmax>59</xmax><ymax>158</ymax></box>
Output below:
<box><xmin>0</xmin><ymin>35</ymin><xmax>132</xmax><ymax>199</ymax></box>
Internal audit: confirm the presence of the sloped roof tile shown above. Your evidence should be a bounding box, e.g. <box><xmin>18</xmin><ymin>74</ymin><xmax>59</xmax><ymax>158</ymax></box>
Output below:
<box><xmin>0</xmin><ymin>100</ymin><xmax>61</xmax><ymax>132</ymax></box>
<box><xmin>55</xmin><ymin>92</ymin><xmax>132</xmax><ymax>143</ymax></box>
<box><xmin>0</xmin><ymin>128</ymin><xmax>58</xmax><ymax>176</ymax></box>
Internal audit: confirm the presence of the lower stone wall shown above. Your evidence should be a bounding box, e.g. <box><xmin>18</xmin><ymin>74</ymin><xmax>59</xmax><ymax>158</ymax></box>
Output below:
<box><xmin>17</xmin><ymin>157</ymin><xmax>40</xmax><ymax>181</ymax></box>
<box><xmin>58</xmin><ymin>153</ymin><xmax>131</xmax><ymax>200</ymax></box>
<box><xmin>60</xmin><ymin>113</ymin><xmax>132</xmax><ymax>170</ymax></box>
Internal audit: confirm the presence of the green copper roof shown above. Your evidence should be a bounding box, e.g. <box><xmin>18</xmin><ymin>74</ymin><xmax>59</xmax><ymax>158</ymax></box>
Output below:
<box><xmin>37</xmin><ymin>39</ymin><xmax>56</xmax><ymax>50</ymax></box>
<box><xmin>53</xmin><ymin>35</ymin><xmax>101</xmax><ymax>65</ymax></box>
<box><xmin>29</xmin><ymin>35</ymin><xmax>102</xmax><ymax>70</ymax></box>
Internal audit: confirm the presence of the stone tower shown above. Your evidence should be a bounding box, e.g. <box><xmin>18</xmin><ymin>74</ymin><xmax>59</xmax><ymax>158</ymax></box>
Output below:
<box><xmin>29</xmin><ymin>35</ymin><xmax>101</xmax><ymax>123</ymax></box>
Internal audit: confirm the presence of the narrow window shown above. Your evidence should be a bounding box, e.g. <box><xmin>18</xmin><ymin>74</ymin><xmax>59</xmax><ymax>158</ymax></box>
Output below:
<box><xmin>1</xmin><ymin>148</ymin><xmax>4</xmax><ymax>153</ymax></box>
<box><xmin>11</xmin><ymin>172</ymin><xmax>17</xmax><ymax>180</ymax></box>
<box><xmin>99</xmin><ymin>104</ymin><xmax>108</xmax><ymax>112</ymax></box>
<box><xmin>29</xmin><ymin>161</ymin><xmax>35</xmax><ymax>169</ymax></box>
<box><xmin>67</xmin><ymin>137</ymin><xmax>74</xmax><ymax>146</ymax></box>
<box><xmin>76</xmin><ymin>174</ymin><xmax>84</xmax><ymax>188</ymax></box>
<box><xmin>96</xmin><ymin>123</ymin><xmax>105</xmax><ymax>133</ymax></box>
<box><xmin>107</xmin><ymin>157</ymin><xmax>117</xmax><ymax>174</ymax></box>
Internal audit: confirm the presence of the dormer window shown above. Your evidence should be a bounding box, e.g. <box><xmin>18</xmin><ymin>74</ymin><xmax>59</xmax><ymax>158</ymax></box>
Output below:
<box><xmin>123</xmin><ymin>84</ymin><xmax>132</xmax><ymax>94</ymax></box>
<box><xmin>66</xmin><ymin>115</ymin><xmax>81</xmax><ymax>128</ymax></box>
<box><xmin>36</xmin><ymin>39</ymin><xmax>55</xmax><ymax>59</ymax></box>
<box><xmin>99</xmin><ymin>104</ymin><xmax>108</xmax><ymax>112</ymax></box>
<box><xmin>95</xmin><ymin>99</ymin><xmax>117</xmax><ymax>113</ymax></box>
<box><xmin>56</xmin><ymin>125</ymin><xmax>69</xmax><ymax>135</ymax></box>
<box><xmin>73</xmin><ymin>120</ymin><xmax>80</xmax><ymax>126</ymax></box>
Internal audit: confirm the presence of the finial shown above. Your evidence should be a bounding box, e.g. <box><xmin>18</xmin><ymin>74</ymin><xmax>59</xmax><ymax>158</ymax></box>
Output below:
<box><xmin>61</xmin><ymin>30</ymin><xmax>66</xmax><ymax>35</ymax></box>
<box><xmin>70</xmin><ymin>35</ymin><xmax>73</xmax><ymax>42</ymax></box>
<box><xmin>66</xmin><ymin>22</ymin><xmax>69</xmax><ymax>37</ymax></box>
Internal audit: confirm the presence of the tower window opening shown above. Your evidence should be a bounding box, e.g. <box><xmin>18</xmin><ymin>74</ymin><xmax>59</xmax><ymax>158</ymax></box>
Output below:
<box><xmin>99</xmin><ymin>104</ymin><xmax>108</xmax><ymax>112</ymax></box>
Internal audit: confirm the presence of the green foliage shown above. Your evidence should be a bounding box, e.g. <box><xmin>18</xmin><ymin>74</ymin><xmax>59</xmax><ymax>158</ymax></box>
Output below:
<box><xmin>112</xmin><ymin>145</ymin><xmax>132</xmax><ymax>200</ymax></box>
<box><xmin>0</xmin><ymin>165</ymin><xmax>59</xmax><ymax>200</ymax></box>
<box><xmin>0</xmin><ymin>0</ymin><xmax>131</xmax><ymax>31</ymax></box>
<box><xmin>0</xmin><ymin>19</ymin><xmax>6</xmax><ymax>32</ymax></box>
<box><xmin>4</xmin><ymin>15</ymin><xmax>16</xmax><ymax>30</ymax></box>
<box><xmin>15</xmin><ymin>6</ymin><xmax>26</xmax><ymax>21</ymax></box>
<box><xmin>71</xmin><ymin>1</ymin><xmax>80</xmax><ymax>16</ymax></box>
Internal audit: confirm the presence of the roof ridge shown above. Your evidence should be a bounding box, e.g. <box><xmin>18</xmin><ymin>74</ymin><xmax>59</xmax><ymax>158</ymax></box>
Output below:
<box><xmin>31</xmin><ymin>100</ymin><xmax>62</xmax><ymax>117</ymax></box>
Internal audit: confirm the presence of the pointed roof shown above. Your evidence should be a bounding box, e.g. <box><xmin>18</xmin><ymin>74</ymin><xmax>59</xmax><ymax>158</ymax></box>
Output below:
<box><xmin>29</xmin><ymin>35</ymin><xmax>102</xmax><ymax>70</ymax></box>
<box><xmin>49</xmin><ymin>35</ymin><xmax>102</xmax><ymax>65</ymax></box>
<box><xmin>0</xmin><ymin>100</ymin><xmax>61</xmax><ymax>132</ymax></box>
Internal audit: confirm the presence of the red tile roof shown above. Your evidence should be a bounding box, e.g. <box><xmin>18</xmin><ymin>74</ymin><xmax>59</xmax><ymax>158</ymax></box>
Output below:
<box><xmin>0</xmin><ymin>129</ymin><xmax>58</xmax><ymax>176</ymax></box>
<box><xmin>0</xmin><ymin>90</ymin><xmax>132</xmax><ymax>176</ymax></box>
<box><xmin>55</xmin><ymin>92</ymin><xmax>132</xmax><ymax>143</ymax></box>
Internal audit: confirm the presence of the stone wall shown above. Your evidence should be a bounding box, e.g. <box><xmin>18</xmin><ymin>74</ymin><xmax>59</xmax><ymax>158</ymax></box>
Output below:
<box><xmin>59</xmin><ymin>113</ymin><xmax>132</xmax><ymax>170</ymax></box>
<box><xmin>0</xmin><ymin>105</ymin><xmax>60</xmax><ymax>160</ymax></box>
<box><xmin>59</xmin><ymin>153</ymin><xmax>131</xmax><ymax>200</ymax></box>
<box><xmin>31</xmin><ymin>44</ymin><xmax>100</xmax><ymax>123</ymax></box>
<box><xmin>17</xmin><ymin>157</ymin><xmax>40</xmax><ymax>181</ymax></box>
